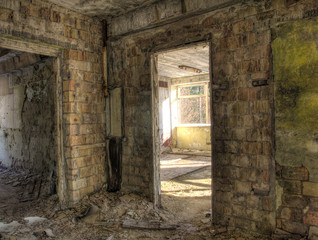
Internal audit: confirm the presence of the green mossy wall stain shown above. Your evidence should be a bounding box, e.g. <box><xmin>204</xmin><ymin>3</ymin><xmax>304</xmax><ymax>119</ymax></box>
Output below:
<box><xmin>273</xmin><ymin>19</ymin><xmax>318</xmax><ymax>130</ymax></box>
<box><xmin>273</xmin><ymin>19</ymin><xmax>318</xmax><ymax>181</ymax></box>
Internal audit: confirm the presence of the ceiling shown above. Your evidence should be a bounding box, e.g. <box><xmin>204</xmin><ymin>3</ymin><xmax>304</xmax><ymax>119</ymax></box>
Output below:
<box><xmin>158</xmin><ymin>44</ymin><xmax>210</xmax><ymax>78</ymax></box>
<box><xmin>45</xmin><ymin>0</ymin><xmax>158</xmax><ymax>18</ymax></box>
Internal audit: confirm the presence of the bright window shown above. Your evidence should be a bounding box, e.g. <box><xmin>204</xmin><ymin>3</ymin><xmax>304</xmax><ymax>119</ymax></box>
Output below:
<box><xmin>178</xmin><ymin>83</ymin><xmax>210</xmax><ymax>125</ymax></box>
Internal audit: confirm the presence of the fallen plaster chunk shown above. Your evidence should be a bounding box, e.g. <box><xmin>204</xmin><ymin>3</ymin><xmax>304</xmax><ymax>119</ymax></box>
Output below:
<box><xmin>0</xmin><ymin>221</ymin><xmax>21</xmax><ymax>233</ymax></box>
<box><xmin>24</xmin><ymin>217</ymin><xmax>47</xmax><ymax>224</ymax></box>
<box><xmin>72</xmin><ymin>203</ymin><xmax>100</xmax><ymax>224</ymax></box>
<box><xmin>107</xmin><ymin>235</ymin><xmax>114</xmax><ymax>240</ymax></box>
<box><xmin>44</xmin><ymin>228</ymin><xmax>55</xmax><ymax>237</ymax></box>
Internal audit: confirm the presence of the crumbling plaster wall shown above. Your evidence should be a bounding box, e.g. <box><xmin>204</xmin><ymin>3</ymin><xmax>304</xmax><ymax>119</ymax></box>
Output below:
<box><xmin>174</xmin><ymin>126</ymin><xmax>211</xmax><ymax>151</ymax></box>
<box><xmin>0</xmin><ymin>0</ymin><xmax>106</xmax><ymax>204</ymax></box>
<box><xmin>108</xmin><ymin>0</ymin><xmax>318</xmax><ymax>235</ymax></box>
<box><xmin>0</xmin><ymin>58</ymin><xmax>56</xmax><ymax>176</ymax></box>
<box><xmin>273</xmin><ymin>18</ymin><xmax>318</xmax><ymax>237</ymax></box>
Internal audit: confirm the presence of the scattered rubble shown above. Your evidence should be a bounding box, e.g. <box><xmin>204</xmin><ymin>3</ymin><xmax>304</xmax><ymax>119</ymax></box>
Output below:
<box><xmin>122</xmin><ymin>219</ymin><xmax>178</xmax><ymax>230</ymax></box>
<box><xmin>0</xmin><ymin>166</ymin><xmax>275</xmax><ymax>239</ymax></box>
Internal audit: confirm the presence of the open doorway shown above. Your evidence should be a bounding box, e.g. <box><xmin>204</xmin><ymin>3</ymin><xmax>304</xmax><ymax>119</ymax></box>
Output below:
<box><xmin>152</xmin><ymin>43</ymin><xmax>212</xmax><ymax>223</ymax></box>
<box><xmin>0</xmin><ymin>48</ymin><xmax>58</xmax><ymax>221</ymax></box>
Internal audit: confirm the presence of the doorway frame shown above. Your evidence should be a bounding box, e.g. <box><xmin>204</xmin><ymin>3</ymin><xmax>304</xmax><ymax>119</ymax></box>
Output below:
<box><xmin>0</xmin><ymin>35</ymin><xmax>67</xmax><ymax>205</ymax></box>
<box><xmin>150</xmin><ymin>40</ymin><xmax>216</xmax><ymax>222</ymax></box>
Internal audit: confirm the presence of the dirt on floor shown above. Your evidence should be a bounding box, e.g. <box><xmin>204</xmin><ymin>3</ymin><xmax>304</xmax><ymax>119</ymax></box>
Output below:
<box><xmin>0</xmin><ymin>165</ymin><xmax>277</xmax><ymax>240</ymax></box>
<box><xmin>161</xmin><ymin>166</ymin><xmax>212</xmax><ymax>225</ymax></box>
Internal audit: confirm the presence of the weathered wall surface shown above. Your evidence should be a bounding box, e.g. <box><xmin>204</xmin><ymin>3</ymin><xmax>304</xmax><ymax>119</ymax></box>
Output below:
<box><xmin>0</xmin><ymin>0</ymin><xmax>106</xmax><ymax>204</ymax></box>
<box><xmin>173</xmin><ymin>126</ymin><xmax>211</xmax><ymax>151</ymax></box>
<box><xmin>273</xmin><ymin>18</ymin><xmax>318</xmax><ymax>237</ymax></box>
<box><xmin>109</xmin><ymin>0</ymin><xmax>318</xmax><ymax>235</ymax></box>
<box><xmin>158</xmin><ymin>77</ymin><xmax>171</xmax><ymax>152</ymax></box>
<box><xmin>0</xmin><ymin>58</ymin><xmax>56</xmax><ymax>176</ymax></box>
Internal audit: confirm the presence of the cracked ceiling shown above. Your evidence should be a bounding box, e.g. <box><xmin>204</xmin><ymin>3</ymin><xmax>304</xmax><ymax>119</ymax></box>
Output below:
<box><xmin>45</xmin><ymin>0</ymin><xmax>159</xmax><ymax>18</ymax></box>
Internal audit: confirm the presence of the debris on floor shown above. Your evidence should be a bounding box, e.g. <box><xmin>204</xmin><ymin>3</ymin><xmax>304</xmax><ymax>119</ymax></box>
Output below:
<box><xmin>0</xmin><ymin>164</ymin><xmax>273</xmax><ymax>239</ymax></box>
<box><xmin>122</xmin><ymin>219</ymin><xmax>178</xmax><ymax>230</ymax></box>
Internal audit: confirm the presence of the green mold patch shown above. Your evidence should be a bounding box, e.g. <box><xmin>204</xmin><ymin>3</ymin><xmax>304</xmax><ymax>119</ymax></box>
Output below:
<box><xmin>273</xmin><ymin>19</ymin><xmax>318</xmax><ymax>130</ymax></box>
<box><xmin>273</xmin><ymin>18</ymin><xmax>318</xmax><ymax>180</ymax></box>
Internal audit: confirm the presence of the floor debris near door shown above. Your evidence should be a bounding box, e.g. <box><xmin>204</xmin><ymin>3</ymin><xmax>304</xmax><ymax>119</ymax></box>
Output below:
<box><xmin>0</xmin><ymin>165</ymin><xmax>271</xmax><ymax>239</ymax></box>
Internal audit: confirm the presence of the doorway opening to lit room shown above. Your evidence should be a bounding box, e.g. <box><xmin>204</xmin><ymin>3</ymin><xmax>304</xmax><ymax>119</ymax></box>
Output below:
<box><xmin>0</xmin><ymin>47</ymin><xmax>60</xmax><ymax>221</ymax></box>
<box><xmin>152</xmin><ymin>43</ymin><xmax>212</xmax><ymax>224</ymax></box>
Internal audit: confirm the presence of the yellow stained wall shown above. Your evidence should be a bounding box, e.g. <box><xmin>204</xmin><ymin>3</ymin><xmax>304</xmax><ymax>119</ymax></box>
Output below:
<box><xmin>173</xmin><ymin>126</ymin><xmax>211</xmax><ymax>151</ymax></box>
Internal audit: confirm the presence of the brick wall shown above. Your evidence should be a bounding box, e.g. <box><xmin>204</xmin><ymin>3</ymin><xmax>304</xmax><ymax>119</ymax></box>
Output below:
<box><xmin>0</xmin><ymin>0</ymin><xmax>106</xmax><ymax>204</ymax></box>
<box><xmin>109</xmin><ymin>0</ymin><xmax>318</xmax><ymax>235</ymax></box>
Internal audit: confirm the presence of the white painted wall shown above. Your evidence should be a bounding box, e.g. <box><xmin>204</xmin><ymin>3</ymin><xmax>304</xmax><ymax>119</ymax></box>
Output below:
<box><xmin>0</xmin><ymin>76</ymin><xmax>24</xmax><ymax>167</ymax></box>
<box><xmin>158</xmin><ymin>77</ymin><xmax>172</xmax><ymax>152</ymax></box>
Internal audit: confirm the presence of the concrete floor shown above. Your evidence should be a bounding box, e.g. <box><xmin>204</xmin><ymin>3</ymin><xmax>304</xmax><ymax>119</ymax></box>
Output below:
<box><xmin>160</xmin><ymin>153</ymin><xmax>211</xmax><ymax>181</ymax></box>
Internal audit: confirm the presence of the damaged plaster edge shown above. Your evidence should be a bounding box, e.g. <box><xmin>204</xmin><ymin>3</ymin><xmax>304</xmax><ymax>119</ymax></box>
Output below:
<box><xmin>0</xmin><ymin>34</ymin><xmax>64</xmax><ymax>57</ymax></box>
<box><xmin>109</xmin><ymin>0</ymin><xmax>238</xmax><ymax>38</ymax></box>
<box><xmin>55</xmin><ymin>56</ymin><xmax>68</xmax><ymax>208</ymax></box>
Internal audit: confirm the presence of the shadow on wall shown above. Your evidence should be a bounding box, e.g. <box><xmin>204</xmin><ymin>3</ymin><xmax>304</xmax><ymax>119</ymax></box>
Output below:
<box><xmin>0</xmin><ymin>57</ymin><xmax>56</xmax><ymax>176</ymax></box>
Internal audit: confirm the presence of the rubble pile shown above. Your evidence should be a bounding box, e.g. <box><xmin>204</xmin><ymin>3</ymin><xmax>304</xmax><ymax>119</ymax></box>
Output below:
<box><xmin>0</xmin><ymin>168</ymin><xmax>283</xmax><ymax>239</ymax></box>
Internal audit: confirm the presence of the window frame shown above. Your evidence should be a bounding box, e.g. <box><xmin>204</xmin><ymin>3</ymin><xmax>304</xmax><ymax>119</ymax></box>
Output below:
<box><xmin>177</xmin><ymin>82</ymin><xmax>210</xmax><ymax>126</ymax></box>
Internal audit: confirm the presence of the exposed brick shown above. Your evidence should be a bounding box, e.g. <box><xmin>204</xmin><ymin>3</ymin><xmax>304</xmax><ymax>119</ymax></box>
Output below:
<box><xmin>238</xmin><ymin>60</ymin><xmax>260</xmax><ymax>74</ymax></box>
<box><xmin>257</xmin><ymin>11</ymin><xmax>275</xmax><ymax>21</ymax></box>
<box><xmin>63</xmin><ymin>102</ymin><xmax>76</xmax><ymax>113</ymax></box>
<box><xmin>80</xmin><ymin>165</ymin><xmax>95</xmax><ymax>178</ymax></box>
<box><xmin>51</xmin><ymin>10</ymin><xmax>61</xmax><ymax>22</ymax></box>
<box><xmin>284</xmin><ymin>180</ymin><xmax>302</xmax><ymax>195</ymax></box>
<box><xmin>39</xmin><ymin>7</ymin><xmax>50</xmax><ymax>20</ymax></box>
<box><xmin>246</xmin><ymin>128</ymin><xmax>271</xmax><ymax>141</ymax></box>
<box><xmin>252</xmin><ymin>155</ymin><xmax>270</xmax><ymax>169</ymax></box>
<box><xmin>0</xmin><ymin>8</ymin><xmax>13</xmax><ymax>21</ymax></box>
<box><xmin>282</xmin><ymin>167</ymin><xmax>309</xmax><ymax>181</ymax></box>
<box><xmin>252</xmin><ymin>182</ymin><xmax>269</xmax><ymax>196</ymax></box>
<box><xmin>29</xmin><ymin>5</ymin><xmax>40</xmax><ymax>17</ymax></box>
<box><xmin>283</xmin><ymin>194</ymin><xmax>308</xmax><ymax>209</ymax></box>
<box><xmin>68</xmin><ymin>124</ymin><xmax>79</xmax><ymax>135</ymax></box>
<box><xmin>262</xmin><ymin>197</ymin><xmax>273</xmax><ymax>211</ymax></box>
<box><xmin>233</xmin><ymin>19</ymin><xmax>254</xmax><ymax>34</ymax></box>
<box><xmin>246</xmin><ymin>195</ymin><xmax>260</xmax><ymax>209</ymax></box>
<box><xmin>235</xmin><ymin>180</ymin><xmax>251</xmax><ymax>194</ymax></box>
<box><xmin>64</xmin><ymin>113</ymin><xmax>81</xmax><ymax>124</ymax></box>
<box><xmin>251</xmin><ymin>72</ymin><xmax>269</xmax><ymax>80</ymax></box>
<box><xmin>69</xmin><ymin>190</ymin><xmax>81</xmax><ymax>202</ymax></box>
<box><xmin>260</xmin><ymin>58</ymin><xmax>271</xmax><ymax>71</ymax></box>
<box><xmin>2</xmin><ymin>0</ymin><xmax>315</xmax><ymax>233</ymax></box>
<box><xmin>309</xmin><ymin>226</ymin><xmax>318</xmax><ymax>239</ymax></box>
<box><xmin>237</xmin><ymin>88</ymin><xmax>249</xmax><ymax>101</ymax></box>
<box><xmin>281</xmin><ymin>207</ymin><xmax>292</xmax><ymax>220</ymax></box>
<box><xmin>66</xmin><ymin>135</ymin><xmax>85</xmax><ymax>146</ymax></box>
<box><xmin>241</xmin><ymin>142</ymin><xmax>262</xmax><ymax>155</ymax></box>
<box><xmin>63</xmin><ymin>80</ymin><xmax>76</xmax><ymax>91</ymax></box>
<box><xmin>252</xmin><ymin>100</ymin><xmax>270</xmax><ymax>113</ymax></box>
<box><xmin>281</xmin><ymin>220</ymin><xmax>308</xmax><ymax>235</ymax></box>
<box><xmin>69</xmin><ymin>178</ymin><xmax>87</xmax><ymax>190</ymax></box>
<box><xmin>239</xmin><ymin>33</ymin><xmax>256</xmax><ymax>47</ymax></box>
<box><xmin>79</xmin><ymin>186</ymin><xmax>95</xmax><ymax>197</ymax></box>
<box><xmin>303</xmin><ymin>182</ymin><xmax>318</xmax><ymax>197</ymax></box>
<box><xmin>224</xmin><ymin>141</ymin><xmax>240</xmax><ymax>153</ymax></box>
<box><xmin>304</xmin><ymin>210</ymin><xmax>318</xmax><ymax>227</ymax></box>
